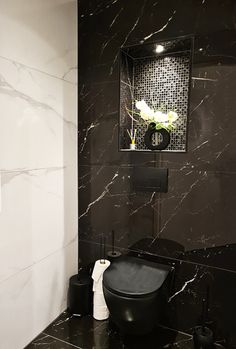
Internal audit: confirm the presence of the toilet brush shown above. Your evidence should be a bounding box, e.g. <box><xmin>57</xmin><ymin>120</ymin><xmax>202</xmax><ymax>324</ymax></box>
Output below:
<box><xmin>193</xmin><ymin>286</ymin><xmax>214</xmax><ymax>349</ymax></box>
<box><xmin>107</xmin><ymin>230</ymin><xmax>121</xmax><ymax>262</ymax></box>
<box><xmin>100</xmin><ymin>234</ymin><xmax>106</xmax><ymax>264</ymax></box>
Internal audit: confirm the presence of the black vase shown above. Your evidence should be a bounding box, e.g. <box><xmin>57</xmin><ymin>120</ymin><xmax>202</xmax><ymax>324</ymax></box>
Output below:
<box><xmin>144</xmin><ymin>122</ymin><xmax>170</xmax><ymax>150</ymax></box>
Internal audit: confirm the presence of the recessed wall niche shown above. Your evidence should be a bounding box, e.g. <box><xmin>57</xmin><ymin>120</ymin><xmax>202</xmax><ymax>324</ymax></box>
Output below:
<box><xmin>119</xmin><ymin>37</ymin><xmax>193</xmax><ymax>152</ymax></box>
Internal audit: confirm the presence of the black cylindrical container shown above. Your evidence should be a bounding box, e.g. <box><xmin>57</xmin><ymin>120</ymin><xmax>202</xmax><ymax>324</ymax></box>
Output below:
<box><xmin>68</xmin><ymin>272</ymin><xmax>92</xmax><ymax>316</ymax></box>
<box><xmin>193</xmin><ymin>326</ymin><xmax>214</xmax><ymax>349</ymax></box>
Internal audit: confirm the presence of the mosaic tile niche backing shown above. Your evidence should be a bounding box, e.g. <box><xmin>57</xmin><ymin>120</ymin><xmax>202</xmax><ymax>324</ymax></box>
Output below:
<box><xmin>119</xmin><ymin>44</ymin><xmax>191</xmax><ymax>152</ymax></box>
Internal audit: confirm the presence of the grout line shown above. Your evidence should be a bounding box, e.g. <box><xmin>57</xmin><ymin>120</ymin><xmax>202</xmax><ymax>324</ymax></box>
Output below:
<box><xmin>0</xmin><ymin>237</ymin><xmax>78</xmax><ymax>286</ymax></box>
<box><xmin>159</xmin><ymin>324</ymin><xmax>192</xmax><ymax>338</ymax></box>
<box><xmin>42</xmin><ymin>332</ymin><xmax>82</xmax><ymax>348</ymax></box>
<box><xmin>80</xmin><ymin>239</ymin><xmax>236</xmax><ymax>275</ymax></box>
<box><xmin>78</xmin><ymin>164</ymin><xmax>236</xmax><ymax>176</ymax></box>
<box><xmin>0</xmin><ymin>166</ymin><xmax>65</xmax><ymax>175</ymax></box>
<box><xmin>79</xmin><ymin>79</ymin><xmax>118</xmax><ymax>86</ymax></box>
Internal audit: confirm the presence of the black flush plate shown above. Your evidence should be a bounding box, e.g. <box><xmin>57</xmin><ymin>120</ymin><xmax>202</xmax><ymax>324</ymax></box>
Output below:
<box><xmin>133</xmin><ymin>167</ymin><xmax>168</xmax><ymax>193</ymax></box>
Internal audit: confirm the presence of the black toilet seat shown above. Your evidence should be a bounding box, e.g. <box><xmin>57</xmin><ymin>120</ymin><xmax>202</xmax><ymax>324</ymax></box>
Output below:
<box><xmin>103</xmin><ymin>256</ymin><xmax>172</xmax><ymax>298</ymax></box>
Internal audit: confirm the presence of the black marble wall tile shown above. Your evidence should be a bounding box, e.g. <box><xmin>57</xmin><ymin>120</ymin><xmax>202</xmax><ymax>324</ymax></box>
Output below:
<box><xmin>79</xmin><ymin>82</ymin><xmax>119</xmax><ymax>126</ymax></box>
<box><xmin>79</xmin><ymin>165</ymin><xmax>156</xmax><ymax>247</ymax></box>
<box><xmin>158</xmin><ymin>169</ymin><xmax>236</xmax><ymax>270</ymax></box>
<box><xmin>165</xmin><ymin>261</ymin><xmax>236</xmax><ymax>348</ymax></box>
<box><xmin>79</xmin><ymin>0</ymin><xmax>236</xmax><ymax>346</ymax></box>
<box><xmin>79</xmin><ymin>164</ymin><xmax>236</xmax><ymax>272</ymax></box>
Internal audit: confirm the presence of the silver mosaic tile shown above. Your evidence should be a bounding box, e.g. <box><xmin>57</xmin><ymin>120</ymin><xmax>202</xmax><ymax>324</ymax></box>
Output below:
<box><xmin>132</xmin><ymin>53</ymin><xmax>190</xmax><ymax>151</ymax></box>
<box><xmin>119</xmin><ymin>46</ymin><xmax>191</xmax><ymax>152</ymax></box>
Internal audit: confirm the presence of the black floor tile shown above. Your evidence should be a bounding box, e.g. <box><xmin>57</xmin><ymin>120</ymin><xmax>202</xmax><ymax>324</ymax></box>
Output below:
<box><xmin>26</xmin><ymin>311</ymin><xmax>227</xmax><ymax>349</ymax></box>
<box><xmin>44</xmin><ymin>312</ymin><xmax>110</xmax><ymax>349</ymax></box>
<box><xmin>24</xmin><ymin>332</ymin><xmax>81</xmax><ymax>348</ymax></box>
<box><xmin>43</xmin><ymin>311</ymin><xmax>193</xmax><ymax>349</ymax></box>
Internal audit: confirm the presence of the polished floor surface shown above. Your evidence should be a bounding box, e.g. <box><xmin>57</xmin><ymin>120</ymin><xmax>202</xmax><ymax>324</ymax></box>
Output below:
<box><xmin>25</xmin><ymin>311</ymin><xmax>224</xmax><ymax>349</ymax></box>
<box><xmin>25</xmin><ymin>311</ymin><xmax>192</xmax><ymax>349</ymax></box>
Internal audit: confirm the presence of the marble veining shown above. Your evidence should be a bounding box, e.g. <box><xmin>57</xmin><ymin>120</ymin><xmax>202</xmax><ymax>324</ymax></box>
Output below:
<box><xmin>0</xmin><ymin>2</ymin><xmax>78</xmax><ymax>348</ymax></box>
<box><xmin>142</xmin><ymin>10</ymin><xmax>177</xmax><ymax>42</ymax></box>
<box><xmin>79</xmin><ymin>0</ymin><xmax>236</xmax><ymax>346</ymax></box>
<box><xmin>25</xmin><ymin>311</ymin><xmax>195</xmax><ymax>349</ymax></box>
<box><xmin>109</xmin><ymin>8</ymin><xmax>124</xmax><ymax>28</ymax></box>
<box><xmin>168</xmin><ymin>270</ymin><xmax>198</xmax><ymax>303</ymax></box>
<box><xmin>0</xmin><ymin>66</ymin><xmax>76</xmax><ymax>131</ymax></box>
<box><xmin>79</xmin><ymin>172</ymin><xmax>119</xmax><ymax>220</ymax></box>
<box><xmin>26</xmin><ymin>310</ymin><xmax>230</xmax><ymax>349</ymax></box>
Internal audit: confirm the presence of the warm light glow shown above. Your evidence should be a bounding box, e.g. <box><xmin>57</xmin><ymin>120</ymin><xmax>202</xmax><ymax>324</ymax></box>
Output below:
<box><xmin>155</xmin><ymin>44</ymin><xmax>164</xmax><ymax>53</ymax></box>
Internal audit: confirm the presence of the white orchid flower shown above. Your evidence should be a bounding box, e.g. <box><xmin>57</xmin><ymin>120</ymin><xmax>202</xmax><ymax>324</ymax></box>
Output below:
<box><xmin>154</xmin><ymin>111</ymin><xmax>168</xmax><ymax>123</ymax></box>
<box><xmin>140</xmin><ymin>111</ymin><xmax>150</xmax><ymax>121</ymax></box>
<box><xmin>135</xmin><ymin>101</ymin><xmax>178</xmax><ymax>129</ymax></box>
<box><xmin>167</xmin><ymin>111</ymin><xmax>178</xmax><ymax>122</ymax></box>
<box><xmin>136</xmin><ymin>100</ymin><xmax>149</xmax><ymax>111</ymax></box>
<box><xmin>136</xmin><ymin>100</ymin><xmax>155</xmax><ymax>121</ymax></box>
<box><xmin>141</xmin><ymin>108</ymin><xmax>155</xmax><ymax>120</ymax></box>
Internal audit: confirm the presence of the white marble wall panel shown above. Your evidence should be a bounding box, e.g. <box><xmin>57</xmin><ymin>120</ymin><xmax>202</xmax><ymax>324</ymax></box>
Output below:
<box><xmin>0</xmin><ymin>240</ymin><xmax>77</xmax><ymax>349</ymax></box>
<box><xmin>0</xmin><ymin>0</ymin><xmax>78</xmax><ymax>348</ymax></box>
<box><xmin>0</xmin><ymin>56</ymin><xmax>77</xmax><ymax>169</ymax></box>
<box><xmin>0</xmin><ymin>0</ymin><xmax>77</xmax><ymax>82</ymax></box>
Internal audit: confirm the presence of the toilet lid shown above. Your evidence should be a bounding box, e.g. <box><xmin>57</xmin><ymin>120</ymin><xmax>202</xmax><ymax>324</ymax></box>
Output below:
<box><xmin>103</xmin><ymin>256</ymin><xmax>172</xmax><ymax>298</ymax></box>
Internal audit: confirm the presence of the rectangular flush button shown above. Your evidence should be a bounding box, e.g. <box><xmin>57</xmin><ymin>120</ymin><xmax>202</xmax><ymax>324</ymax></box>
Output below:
<box><xmin>133</xmin><ymin>167</ymin><xmax>168</xmax><ymax>193</ymax></box>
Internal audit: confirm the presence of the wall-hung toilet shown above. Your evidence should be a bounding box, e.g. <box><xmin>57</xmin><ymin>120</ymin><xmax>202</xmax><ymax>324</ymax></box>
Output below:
<box><xmin>103</xmin><ymin>256</ymin><xmax>173</xmax><ymax>335</ymax></box>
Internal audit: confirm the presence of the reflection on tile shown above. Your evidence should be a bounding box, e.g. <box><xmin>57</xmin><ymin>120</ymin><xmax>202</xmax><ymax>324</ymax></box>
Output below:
<box><xmin>25</xmin><ymin>332</ymin><xmax>80</xmax><ymax>349</ymax></box>
<box><xmin>26</xmin><ymin>310</ymin><xmax>230</xmax><ymax>348</ymax></box>
<box><xmin>44</xmin><ymin>311</ymin><xmax>193</xmax><ymax>349</ymax></box>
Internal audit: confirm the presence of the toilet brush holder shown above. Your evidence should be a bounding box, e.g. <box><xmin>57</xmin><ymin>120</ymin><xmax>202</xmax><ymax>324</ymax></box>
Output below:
<box><xmin>193</xmin><ymin>286</ymin><xmax>214</xmax><ymax>348</ymax></box>
<box><xmin>193</xmin><ymin>326</ymin><xmax>214</xmax><ymax>349</ymax></box>
<box><xmin>107</xmin><ymin>250</ymin><xmax>122</xmax><ymax>262</ymax></box>
<box><xmin>107</xmin><ymin>229</ymin><xmax>122</xmax><ymax>262</ymax></box>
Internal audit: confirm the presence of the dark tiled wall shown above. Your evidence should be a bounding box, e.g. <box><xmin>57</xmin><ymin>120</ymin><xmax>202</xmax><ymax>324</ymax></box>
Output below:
<box><xmin>79</xmin><ymin>0</ymin><xmax>236</xmax><ymax>347</ymax></box>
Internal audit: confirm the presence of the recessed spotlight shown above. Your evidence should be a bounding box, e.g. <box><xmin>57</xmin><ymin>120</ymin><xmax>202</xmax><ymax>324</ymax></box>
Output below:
<box><xmin>155</xmin><ymin>44</ymin><xmax>164</xmax><ymax>53</ymax></box>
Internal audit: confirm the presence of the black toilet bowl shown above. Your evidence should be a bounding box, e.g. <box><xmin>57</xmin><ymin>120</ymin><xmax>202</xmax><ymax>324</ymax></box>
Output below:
<box><xmin>103</xmin><ymin>256</ymin><xmax>172</xmax><ymax>335</ymax></box>
<box><xmin>103</xmin><ymin>287</ymin><xmax>162</xmax><ymax>334</ymax></box>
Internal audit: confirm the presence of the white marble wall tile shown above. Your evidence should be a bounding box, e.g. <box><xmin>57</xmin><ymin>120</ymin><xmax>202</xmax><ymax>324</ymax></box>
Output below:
<box><xmin>0</xmin><ymin>167</ymin><xmax>76</xmax><ymax>283</ymax></box>
<box><xmin>0</xmin><ymin>0</ymin><xmax>77</xmax><ymax>82</ymax></box>
<box><xmin>0</xmin><ymin>239</ymin><xmax>77</xmax><ymax>349</ymax></box>
<box><xmin>0</xmin><ymin>57</ymin><xmax>78</xmax><ymax>281</ymax></box>
<box><xmin>0</xmin><ymin>1</ymin><xmax>78</xmax><ymax>347</ymax></box>
<box><xmin>0</xmin><ymin>56</ymin><xmax>77</xmax><ymax>170</ymax></box>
